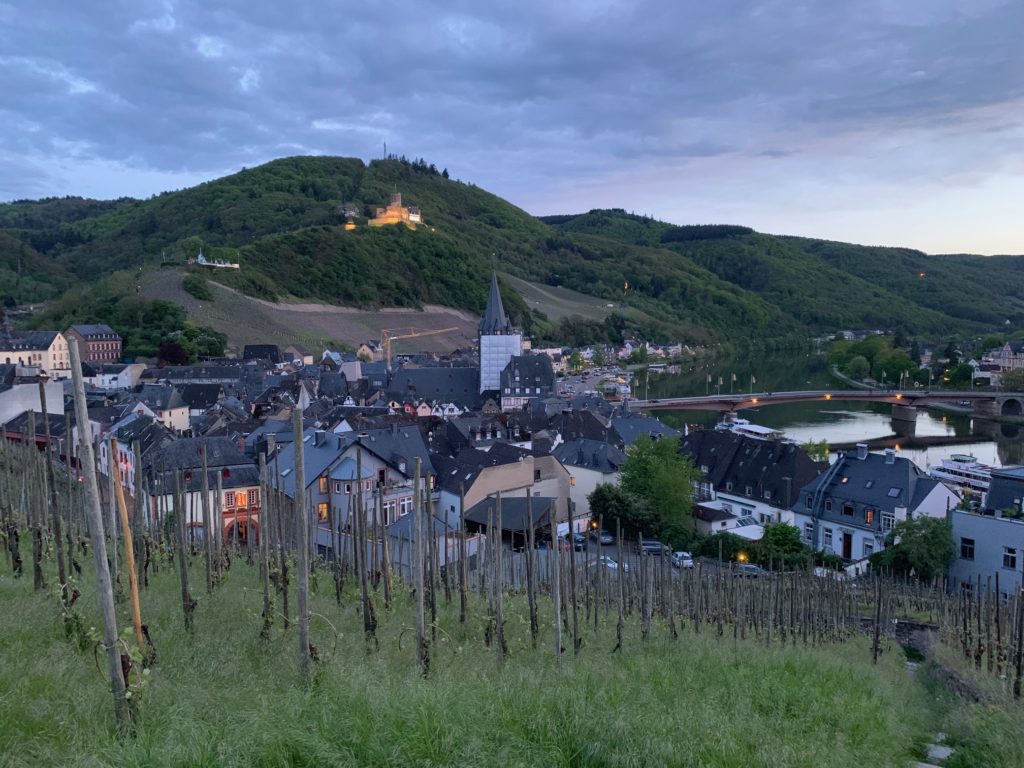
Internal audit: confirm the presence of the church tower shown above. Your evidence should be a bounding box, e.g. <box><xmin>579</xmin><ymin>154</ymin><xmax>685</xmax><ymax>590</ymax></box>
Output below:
<box><xmin>478</xmin><ymin>273</ymin><xmax>522</xmax><ymax>393</ymax></box>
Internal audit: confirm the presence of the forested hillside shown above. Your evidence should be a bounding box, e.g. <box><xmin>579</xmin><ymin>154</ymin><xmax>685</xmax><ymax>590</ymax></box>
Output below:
<box><xmin>2</xmin><ymin>157</ymin><xmax>1021</xmax><ymax>355</ymax></box>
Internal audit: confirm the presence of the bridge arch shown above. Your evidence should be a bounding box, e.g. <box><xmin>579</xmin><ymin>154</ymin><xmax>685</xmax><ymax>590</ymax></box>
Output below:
<box><xmin>1002</xmin><ymin>398</ymin><xmax>1023</xmax><ymax>417</ymax></box>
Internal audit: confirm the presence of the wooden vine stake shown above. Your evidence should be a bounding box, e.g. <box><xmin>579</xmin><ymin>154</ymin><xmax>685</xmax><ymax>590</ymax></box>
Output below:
<box><xmin>293</xmin><ymin>407</ymin><xmax>311</xmax><ymax>678</ymax></box>
<box><xmin>111</xmin><ymin>438</ymin><xmax>149</xmax><ymax>663</ymax></box>
<box><xmin>70</xmin><ymin>339</ymin><xmax>128</xmax><ymax>729</ymax></box>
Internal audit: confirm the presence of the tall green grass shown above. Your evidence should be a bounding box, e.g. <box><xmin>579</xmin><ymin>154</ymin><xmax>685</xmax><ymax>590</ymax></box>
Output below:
<box><xmin>1</xmin><ymin>558</ymin><xmax>941</xmax><ymax>767</ymax></box>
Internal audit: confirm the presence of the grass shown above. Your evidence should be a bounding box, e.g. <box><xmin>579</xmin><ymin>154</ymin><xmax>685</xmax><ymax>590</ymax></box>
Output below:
<box><xmin>0</xmin><ymin>556</ymin><xmax>967</xmax><ymax>767</ymax></box>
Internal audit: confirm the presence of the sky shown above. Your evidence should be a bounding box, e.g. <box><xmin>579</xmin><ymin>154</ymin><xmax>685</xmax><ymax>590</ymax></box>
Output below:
<box><xmin>2</xmin><ymin>0</ymin><xmax>1023</xmax><ymax>254</ymax></box>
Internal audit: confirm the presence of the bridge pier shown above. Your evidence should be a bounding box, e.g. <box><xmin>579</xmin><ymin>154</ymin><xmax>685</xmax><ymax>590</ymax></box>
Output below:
<box><xmin>891</xmin><ymin>404</ymin><xmax>918</xmax><ymax>423</ymax></box>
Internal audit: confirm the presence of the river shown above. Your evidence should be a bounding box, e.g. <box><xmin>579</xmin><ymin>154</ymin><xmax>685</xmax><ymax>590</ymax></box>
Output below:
<box><xmin>644</xmin><ymin>350</ymin><xmax>1024</xmax><ymax>470</ymax></box>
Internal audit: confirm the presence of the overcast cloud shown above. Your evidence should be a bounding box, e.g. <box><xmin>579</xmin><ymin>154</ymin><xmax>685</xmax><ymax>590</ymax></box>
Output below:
<box><xmin>1</xmin><ymin>0</ymin><xmax>1023</xmax><ymax>253</ymax></box>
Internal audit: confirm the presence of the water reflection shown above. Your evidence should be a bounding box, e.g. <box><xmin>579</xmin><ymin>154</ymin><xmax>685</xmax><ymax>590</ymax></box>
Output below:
<box><xmin>650</xmin><ymin>352</ymin><xmax>1024</xmax><ymax>470</ymax></box>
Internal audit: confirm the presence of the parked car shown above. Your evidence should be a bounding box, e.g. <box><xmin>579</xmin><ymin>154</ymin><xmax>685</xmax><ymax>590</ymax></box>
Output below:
<box><xmin>589</xmin><ymin>528</ymin><xmax>615</xmax><ymax>546</ymax></box>
<box><xmin>559</xmin><ymin>532</ymin><xmax>587</xmax><ymax>551</ymax></box>
<box><xmin>734</xmin><ymin>563</ymin><xmax>769</xmax><ymax>578</ymax></box>
<box><xmin>589</xmin><ymin>555</ymin><xmax>628</xmax><ymax>572</ymax></box>
<box><xmin>634</xmin><ymin>539</ymin><xmax>668</xmax><ymax>556</ymax></box>
<box><xmin>671</xmin><ymin>551</ymin><xmax>694</xmax><ymax>569</ymax></box>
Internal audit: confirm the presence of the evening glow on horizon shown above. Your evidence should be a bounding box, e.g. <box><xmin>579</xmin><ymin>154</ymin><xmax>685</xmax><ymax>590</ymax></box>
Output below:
<box><xmin>1</xmin><ymin>0</ymin><xmax>1022</xmax><ymax>254</ymax></box>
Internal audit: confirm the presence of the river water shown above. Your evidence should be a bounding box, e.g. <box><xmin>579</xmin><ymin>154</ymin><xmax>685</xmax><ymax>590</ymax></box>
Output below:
<box><xmin>645</xmin><ymin>350</ymin><xmax>1024</xmax><ymax>470</ymax></box>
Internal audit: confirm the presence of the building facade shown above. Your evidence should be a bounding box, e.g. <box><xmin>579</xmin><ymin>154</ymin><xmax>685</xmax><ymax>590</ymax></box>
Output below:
<box><xmin>478</xmin><ymin>273</ymin><xmax>521</xmax><ymax>393</ymax></box>
<box><xmin>66</xmin><ymin>324</ymin><xmax>123</xmax><ymax>364</ymax></box>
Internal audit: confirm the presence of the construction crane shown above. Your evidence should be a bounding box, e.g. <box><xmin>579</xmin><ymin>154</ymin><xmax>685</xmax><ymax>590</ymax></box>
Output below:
<box><xmin>381</xmin><ymin>326</ymin><xmax>458</xmax><ymax>373</ymax></box>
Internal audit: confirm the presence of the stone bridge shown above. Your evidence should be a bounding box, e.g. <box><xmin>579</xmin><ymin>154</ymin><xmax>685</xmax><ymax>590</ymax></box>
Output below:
<box><xmin>630</xmin><ymin>389</ymin><xmax>1024</xmax><ymax>423</ymax></box>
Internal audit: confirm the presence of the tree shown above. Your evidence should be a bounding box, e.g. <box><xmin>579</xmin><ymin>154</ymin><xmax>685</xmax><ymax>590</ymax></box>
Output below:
<box><xmin>868</xmin><ymin>516</ymin><xmax>955</xmax><ymax>581</ymax></box>
<box><xmin>846</xmin><ymin>355</ymin><xmax>870</xmax><ymax>380</ymax></box>
<box><xmin>591</xmin><ymin>346</ymin><xmax>606</xmax><ymax>367</ymax></box>
<box><xmin>753</xmin><ymin>523</ymin><xmax>808</xmax><ymax>568</ymax></box>
<box><xmin>619</xmin><ymin>435</ymin><xmax>701</xmax><ymax>544</ymax></box>
<box><xmin>568</xmin><ymin>350</ymin><xmax>584</xmax><ymax>372</ymax></box>
<box><xmin>587</xmin><ymin>484</ymin><xmax>656</xmax><ymax>536</ymax></box>
<box><xmin>948</xmin><ymin>362</ymin><xmax>974</xmax><ymax>387</ymax></box>
<box><xmin>1001</xmin><ymin>369</ymin><xmax>1024</xmax><ymax>391</ymax></box>
<box><xmin>943</xmin><ymin>342</ymin><xmax>959</xmax><ymax>364</ymax></box>
<box><xmin>799</xmin><ymin>439</ymin><xmax>830</xmax><ymax>463</ymax></box>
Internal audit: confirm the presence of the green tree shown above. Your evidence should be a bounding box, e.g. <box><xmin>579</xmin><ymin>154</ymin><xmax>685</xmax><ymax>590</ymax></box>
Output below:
<box><xmin>948</xmin><ymin>362</ymin><xmax>975</xmax><ymax>387</ymax></box>
<box><xmin>799</xmin><ymin>439</ymin><xmax>830</xmax><ymax>462</ymax></box>
<box><xmin>591</xmin><ymin>346</ymin><xmax>606</xmax><ymax>366</ymax></box>
<box><xmin>753</xmin><ymin>523</ymin><xmax>809</xmax><ymax>568</ymax></box>
<box><xmin>568</xmin><ymin>350</ymin><xmax>584</xmax><ymax>372</ymax></box>
<box><xmin>1000</xmin><ymin>369</ymin><xmax>1024</xmax><ymax>390</ymax></box>
<box><xmin>846</xmin><ymin>355</ymin><xmax>870</xmax><ymax>380</ymax></box>
<box><xmin>619</xmin><ymin>435</ymin><xmax>700</xmax><ymax>544</ymax></box>
<box><xmin>868</xmin><ymin>517</ymin><xmax>955</xmax><ymax>581</ymax></box>
<box><xmin>587</xmin><ymin>484</ymin><xmax>656</xmax><ymax>537</ymax></box>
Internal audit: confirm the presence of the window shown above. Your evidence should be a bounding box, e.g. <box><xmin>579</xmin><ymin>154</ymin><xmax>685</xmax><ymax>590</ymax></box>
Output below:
<box><xmin>334</xmin><ymin>481</ymin><xmax>343</xmax><ymax>494</ymax></box>
<box><xmin>318</xmin><ymin>476</ymin><xmax>328</xmax><ymax>494</ymax></box>
<box><xmin>803</xmin><ymin>522</ymin><xmax>813</xmax><ymax>543</ymax></box>
<box><xmin>842</xmin><ymin>503</ymin><xmax>854</xmax><ymax>517</ymax></box>
<box><xmin>824</xmin><ymin>500</ymin><xmax>832</xmax><ymax>512</ymax></box>
<box><xmin>887</xmin><ymin>487</ymin><xmax>901</xmax><ymax>498</ymax></box>
<box><xmin>960</xmin><ymin>537</ymin><xmax>975</xmax><ymax>560</ymax></box>
<box><xmin>317</xmin><ymin>503</ymin><xmax>329</xmax><ymax>522</ymax></box>
<box><xmin>248</xmin><ymin>489</ymin><xmax>258</xmax><ymax>506</ymax></box>
<box><xmin>377</xmin><ymin>468</ymin><xmax>387</xmax><ymax>486</ymax></box>
<box><xmin>399</xmin><ymin>497</ymin><xmax>413</xmax><ymax>516</ymax></box>
<box><xmin>865</xmin><ymin>509</ymin><xmax>874</xmax><ymax>525</ymax></box>
<box><xmin>745</xmin><ymin>486</ymin><xmax>752</xmax><ymax>496</ymax></box>
<box><xmin>863</xmin><ymin>540</ymin><xmax>874</xmax><ymax>558</ymax></box>
<box><xmin>726</xmin><ymin>482</ymin><xmax>733</xmax><ymax>492</ymax></box>
<box><xmin>383</xmin><ymin>500</ymin><xmax>397</xmax><ymax>524</ymax></box>
<box><xmin>882</xmin><ymin>512</ymin><xmax>894</xmax><ymax>532</ymax></box>
<box><xmin>534</xmin><ymin>469</ymin><xmax>541</xmax><ymax>482</ymax></box>
<box><xmin>345</xmin><ymin>483</ymin><xmax>352</xmax><ymax>495</ymax></box>
<box><xmin>864</xmin><ymin>480</ymin><xmax>874</xmax><ymax>489</ymax></box>
<box><xmin>823</xmin><ymin>528</ymin><xmax>833</xmax><ymax>548</ymax></box>
<box><xmin>764</xmin><ymin>490</ymin><xmax>771</xmax><ymax>501</ymax></box>
<box><xmin>1004</xmin><ymin>547</ymin><xmax>1018</xmax><ymax>570</ymax></box>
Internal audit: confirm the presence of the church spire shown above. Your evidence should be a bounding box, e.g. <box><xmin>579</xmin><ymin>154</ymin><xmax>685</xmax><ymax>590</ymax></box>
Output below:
<box><xmin>479</xmin><ymin>272</ymin><xmax>511</xmax><ymax>335</ymax></box>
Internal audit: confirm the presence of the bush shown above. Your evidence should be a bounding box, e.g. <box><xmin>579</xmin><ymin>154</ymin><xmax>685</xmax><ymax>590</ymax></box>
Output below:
<box><xmin>183</xmin><ymin>273</ymin><xmax>214</xmax><ymax>301</ymax></box>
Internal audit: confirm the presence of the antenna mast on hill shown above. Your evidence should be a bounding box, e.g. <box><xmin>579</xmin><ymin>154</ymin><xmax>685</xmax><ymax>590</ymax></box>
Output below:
<box><xmin>383</xmin><ymin>141</ymin><xmax>387</xmax><ymax>158</ymax></box>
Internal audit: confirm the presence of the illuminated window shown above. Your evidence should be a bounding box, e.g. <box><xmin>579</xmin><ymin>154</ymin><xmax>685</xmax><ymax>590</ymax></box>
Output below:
<box><xmin>318</xmin><ymin>476</ymin><xmax>328</xmax><ymax>494</ymax></box>
<box><xmin>865</xmin><ymin>509</ymin><xmax>874</xmax><ymax>525</ymax></box>
<box><xmin>317</xmin><ymin>503</ymin><xmax>329</xmax><ymax>521</ymax></box>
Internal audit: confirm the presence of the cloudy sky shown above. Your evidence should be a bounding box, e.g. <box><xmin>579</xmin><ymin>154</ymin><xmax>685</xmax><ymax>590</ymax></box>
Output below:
<box><xmin>2</xmin><ymin>0</ymin><xmax>1023</xmax><ymax>254</ymax></box>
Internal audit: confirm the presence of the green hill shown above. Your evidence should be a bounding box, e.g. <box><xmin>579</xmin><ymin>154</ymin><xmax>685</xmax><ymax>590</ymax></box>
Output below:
<box><xmin>3</xmin><ymin>158</ymin><xmax>1021</xmax><ymax>355</ymax></box>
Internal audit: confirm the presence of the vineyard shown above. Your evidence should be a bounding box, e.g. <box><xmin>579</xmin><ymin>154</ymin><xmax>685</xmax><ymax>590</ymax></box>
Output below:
<box><xmin>3</xmin><ymin>363</ymin><xmax>1024</xmax><ymax>765</ymax></box>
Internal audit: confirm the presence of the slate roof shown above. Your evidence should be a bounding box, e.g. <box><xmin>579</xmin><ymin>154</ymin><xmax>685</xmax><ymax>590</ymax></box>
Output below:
<box><xmin>1</xmin><ymin>411</ymin><xmax>69</xmax><ymax>438</ymax></box>
<box><xmin>479</xmin><ymin>272</ymin><xmax>512</xmax><ymax>335</ymax></box>
<box><xmin>135</xmin><ymin>384</ymin><xmax>186</xmax><ymax>412</ymax></box>
<box><xmin>985</xmin><ymin>467</ymin><xmax>1024</xmax><ymax>513</ymax></box>
<box><xmin>679</xmin><ymin>429</ymin><xmax>824</xmax><ymax>509</ymax></box>
<box><xmin>388</xmin><ymin>367</ymin><xmax>481</xmax><ymax>409</ymax></box>
<box><xmin>552</xmin><ymin>438</ymin><xmax>626</xmax><ymax>474</ymax></box>
<box><xmin>464</xmin><ymin>496</ymin><xmax>557</xmax><ymax>532</ymax></box>
<box><xmin>611</xmin><ymin>415</ymin><xmax>680</xmax><ymax>446</ymax></box>
<box><xmin>243</xmin><ymin>345</ymin><xmax>282</xmax><ymax>364</ymax></box>
<box><xmin>179</xmin><ymin>384</ymin><xmax>223</xmax><ymax>411</ymax></box>
<box><xmin>791</xmin><ymin>449</ymin><xmax>943</xmax><ymax>528</ymax></box>
<box><xmin>150</xmin><ymin>436</ymin><xmax>251</xmax><ymax>470</ymax></box>
<box><xmin>0</xmin><ymin>330</ymin><xmax>59</xmax><ymax>351</ymax></box>
<box><xmin>68</xmin><ymin>324</ymin><xmax>119</xmax><ymax>339</ymax></box>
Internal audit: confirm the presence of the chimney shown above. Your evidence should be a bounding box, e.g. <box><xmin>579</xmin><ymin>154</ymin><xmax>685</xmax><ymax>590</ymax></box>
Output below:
<box><xmin>314</xmin><ymin>429</ymin><xmax>326</xmax><ymax>447</ymax></box>
<box><xmin>884</xmin><ymin>448</ymin><xmax>895</xmax><ymax>464</ymax></box>
<box><xmin>855</xmin><ymin>443</ymin><xmax>868</xmax><ymax>460</ymax></box>
<box><xmin>266</xmin><ymin>434</ymin><xmax>276</xmax><ymax>455</ymax></box>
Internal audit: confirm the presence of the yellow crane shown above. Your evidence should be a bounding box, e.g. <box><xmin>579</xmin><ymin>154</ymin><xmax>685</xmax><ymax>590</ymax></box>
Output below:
<box><xmin>381</xmin><ymin>326</ymin><xmax>458</xmax><ymax>372</ymax></box>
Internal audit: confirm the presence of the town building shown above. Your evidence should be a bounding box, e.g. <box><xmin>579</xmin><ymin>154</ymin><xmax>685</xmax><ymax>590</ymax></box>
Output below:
<box><xmin>478</xmin><ymin>273</ymin><xmax>522</xmax><ymax>393</ymax></box>
<box><xmin>65</xmin><ymin>324</ymin><xmax>122</xmax><ymax>364</ymax></box>
<box><xmin>790</xmin><ymin>445</ymin><xmax>960</xmax><ymax>566</ymax></box>
<box><xmin>0</xmin><ymin>330</ymin><xmax>70</xmax><ymax>378</ymax></box>
<box><xmin>500</xmin><ymin>354</ymin><xmax>555</xmax><ymax>412</ymax></box>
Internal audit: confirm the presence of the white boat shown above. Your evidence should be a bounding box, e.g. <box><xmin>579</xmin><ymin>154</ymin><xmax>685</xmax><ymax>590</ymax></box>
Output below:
<box><xmin>928</xmin><ymin>454</ymin><xmax>993</xmax><ymax>496</ymax></box>
<box><xmin>715</xmin><ymin>417</ymin><xmax>785</xmax><ymax>441</ymax></box>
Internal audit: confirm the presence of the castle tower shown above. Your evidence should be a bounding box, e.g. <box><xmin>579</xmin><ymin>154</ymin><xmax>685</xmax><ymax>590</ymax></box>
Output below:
<box><xmin>479</xmin><ymin>272</ymin><xmax>522</xmax><ymax>393</ymax></box>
